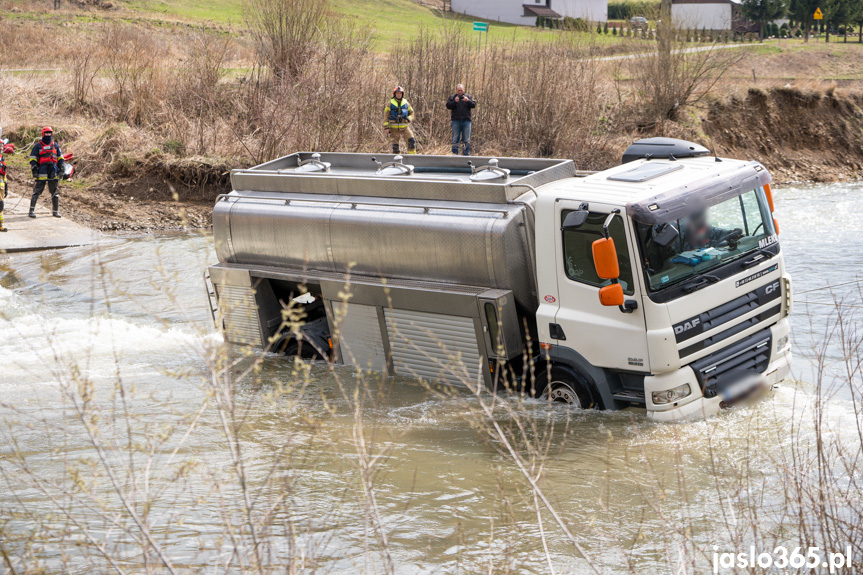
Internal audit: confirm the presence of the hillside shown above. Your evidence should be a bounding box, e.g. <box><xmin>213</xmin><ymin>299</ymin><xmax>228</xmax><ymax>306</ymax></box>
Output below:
<box><xmin>0</xmin><ymin>0</ymin><xmax>862</xmax><ymax>232</ymax></box>
<box><xmin>1</xmin><ymin>0</ymin><xmax>552</xmax><ymax>51</ymax></box>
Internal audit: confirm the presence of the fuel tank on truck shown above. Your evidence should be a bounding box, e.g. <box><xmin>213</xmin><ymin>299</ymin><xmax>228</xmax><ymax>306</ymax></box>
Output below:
<box><xmin>212</xmin><ymin>153</ymin><xmax>578</xmax><ymax>313</ymax></box>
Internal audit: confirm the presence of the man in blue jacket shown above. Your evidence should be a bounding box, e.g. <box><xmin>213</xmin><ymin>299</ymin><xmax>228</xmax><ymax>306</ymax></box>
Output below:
<box><xmin>29</xmin><ymin>126</ymin><xmax>64</xmax><ymax>218</ymax></box>
<box><xmin>446</xmin><ymin>84</ymin><xmax>476</xmax><ymax>156</ymax></box>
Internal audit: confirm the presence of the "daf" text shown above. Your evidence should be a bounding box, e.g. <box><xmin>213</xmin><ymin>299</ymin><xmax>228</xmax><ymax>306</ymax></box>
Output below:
<box><xmin>675</xmin><ymin>318</ymin><xmax>701</xmax><ymax>334</ymax></box>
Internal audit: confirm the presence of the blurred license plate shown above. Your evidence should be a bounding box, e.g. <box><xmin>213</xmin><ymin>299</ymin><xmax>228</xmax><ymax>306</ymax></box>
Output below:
<box><xmin>722</xmin><ymin>375</ymin><xmax>766</xmax><ymax>401</ymax></box>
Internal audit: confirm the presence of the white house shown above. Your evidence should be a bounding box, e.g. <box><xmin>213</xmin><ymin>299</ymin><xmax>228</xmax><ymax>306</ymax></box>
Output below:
<box><xmin>670</xmin><ymin>0</ymin><xmax>743</xmax><ymax>30</ymax></box>
<box><xmin>450</xmin><ymin>0</ymin><xmax>608</xmax><ymax>26</ymax></box>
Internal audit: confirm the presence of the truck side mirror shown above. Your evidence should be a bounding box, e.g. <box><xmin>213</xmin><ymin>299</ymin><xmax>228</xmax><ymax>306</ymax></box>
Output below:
<box><xmin>592</xmin><ymin>237</ymin><xmax>620</xmax><ymax>280</ymax></box>
<box><xmin>561</xmin><ymin>210</ymin><xmax>589</xmax><ymax>230</ymax></box>
<box><xmin>653</xmin><ymin>223</ymin><xmax>679</xmax><ymax>247</ymax></box>
<box><xmin>598</xmin><ymin>284</ymin><xmax>625</xmax><ymax>307</ymax></box>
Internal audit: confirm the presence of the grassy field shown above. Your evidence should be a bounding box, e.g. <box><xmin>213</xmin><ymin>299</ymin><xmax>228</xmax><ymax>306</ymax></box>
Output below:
<box><xmin>2</xmin><ymin>0</ymin><xmax>628</xmax><ymax>51</ymax></box>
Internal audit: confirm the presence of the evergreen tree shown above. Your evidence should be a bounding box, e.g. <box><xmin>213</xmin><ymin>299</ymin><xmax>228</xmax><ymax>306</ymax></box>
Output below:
<box><xmin>741</xmin><ymin>0</ymin><xmax>787</xmax><ymax>39</ymax></box>
<box><xmin>855</xmin><ymin>0</ymin><xmax>863</xmax><ymax>42</ymax></box>
<box><xmin>824</xmin><ymin>0</ymin><xmax>854</xmax><ymax>41</ymax></box>
<box><xmin>789</xmin><ymin>0</ymin><xmax>822</xmax><ymax>40</ymax></box>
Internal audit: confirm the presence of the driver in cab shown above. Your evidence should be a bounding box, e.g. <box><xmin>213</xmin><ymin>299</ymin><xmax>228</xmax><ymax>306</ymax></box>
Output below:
<box><xmin>644</xmin><ymin>210</ymin><xmax>743</xmax><ymax>272</ymax></box>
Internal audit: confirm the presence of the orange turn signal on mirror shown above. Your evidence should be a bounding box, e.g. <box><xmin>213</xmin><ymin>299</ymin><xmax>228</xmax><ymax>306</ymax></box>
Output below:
<box><xmin>773</xmin><ymin>217</ymin><xmax>780</xmax><ymax>235</ymax></box>
<box><xmin>540</xmin><ymin>342</ymin><xmax>552</xmax><ymax>350</ymax></box>
<box><xmin>764</xmin><ymin>183</ymin><xmax>775</xmax><ymax>213</ymax></box>
<box><xmin>598</xmin><ymin>283</ymin><xmax>625</xmax><ymax>307</ymax></box>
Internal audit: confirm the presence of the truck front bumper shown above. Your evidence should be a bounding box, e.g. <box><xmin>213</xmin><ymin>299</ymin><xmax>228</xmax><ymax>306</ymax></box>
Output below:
<box><xmin>647</xmin><ymin>319</ymin><xmax>792</xmax><ymax>422</ymax></box>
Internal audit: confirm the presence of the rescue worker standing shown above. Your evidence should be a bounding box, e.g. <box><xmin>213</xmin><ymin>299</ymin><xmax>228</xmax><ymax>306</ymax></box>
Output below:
<box><xmin>29</xmin><ymin>126</ymin><xmax>64</xmax><ymax>218</ymax></box>
<box><xmin>384</xmin><ymin>86</ymin><xmax>416</xmax><ymax>155</ymax></box>
<box><xmin>0</xmin><ymin>142</ymin><xmax>12</xmax><ymax>232</ymax></box>
<box><xmin>446</xmin><ymin>84</ymin><xmax>476</xmax><ymax>156</ymax></box>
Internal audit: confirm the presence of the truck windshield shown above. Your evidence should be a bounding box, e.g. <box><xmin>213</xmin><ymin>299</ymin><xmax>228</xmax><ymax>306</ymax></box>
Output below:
<box><xmin>635</xmin><ymin>187</ymin><xmax>777</xmax><ymax>291</ymax></box>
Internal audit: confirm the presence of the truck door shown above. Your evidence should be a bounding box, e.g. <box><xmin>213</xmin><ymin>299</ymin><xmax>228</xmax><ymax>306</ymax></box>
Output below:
<box><xmin>553</xmin><ymin>200</ymin><xmax>650</xmax><ymax>372</ymax></box>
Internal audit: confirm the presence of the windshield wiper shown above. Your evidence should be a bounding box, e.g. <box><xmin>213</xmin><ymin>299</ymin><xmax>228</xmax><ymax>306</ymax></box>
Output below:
<box><xmin>681</xmin><ymin>273</ymin><xmax>720</xmax><ymax>293</ymax></box>
<box><xmin>741</xmin><ymin>246</ymin><xmax>776</xmax><ymax>268</ymax></box>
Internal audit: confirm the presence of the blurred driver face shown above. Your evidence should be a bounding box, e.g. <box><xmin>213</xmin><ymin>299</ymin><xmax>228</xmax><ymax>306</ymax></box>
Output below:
<box><xmin>686</xmin><ymin>210</ymin><xmax>710</xmax><ymax>246</ymax></box>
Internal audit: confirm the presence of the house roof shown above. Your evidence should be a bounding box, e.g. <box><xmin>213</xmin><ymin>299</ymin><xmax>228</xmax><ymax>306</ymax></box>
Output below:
<box><xmin>523</xmin><ymin>4</ymin><xmax>562</xmax><ymax>17</ymax></box>
<box><xmin>672</xmin><ymin>0</ymin><xmax>735</xmax><ymax>4</ymax></box>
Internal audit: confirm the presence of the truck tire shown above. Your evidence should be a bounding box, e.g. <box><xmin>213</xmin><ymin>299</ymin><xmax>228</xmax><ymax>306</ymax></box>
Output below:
<box><xmin>275</xmin><ymin>317</ymin><xmax>329</xmax><ymax>360</ymax></box>
<box><xmin>534</xmin><ymin>364</ymin><xmax>596</xmax><ymax>409</ymax></box>
<box><xmin>275</xmin><ymin>336</ymin><xmax>325</xmax><ymax>360</ymax></box>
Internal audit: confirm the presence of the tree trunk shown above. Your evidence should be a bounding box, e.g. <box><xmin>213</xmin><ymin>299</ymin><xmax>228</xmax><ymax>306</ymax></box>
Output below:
<box><xmin>826</xmin><ymin>20</ymin><xmax>830</xmax><ymax>42</ymax></box>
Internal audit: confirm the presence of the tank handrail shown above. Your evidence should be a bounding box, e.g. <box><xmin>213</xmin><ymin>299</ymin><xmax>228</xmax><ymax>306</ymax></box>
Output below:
<box><xmin>215</xmin><ymin>193</ymin><xmax>519</xmax><ymax>216</ymax></box>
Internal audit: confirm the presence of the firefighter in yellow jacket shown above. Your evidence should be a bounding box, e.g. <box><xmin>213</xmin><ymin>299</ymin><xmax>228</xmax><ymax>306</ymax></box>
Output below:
<box><xmin>384</xmin><ymin>86</ymin><xmax>416</xmax><ymax>154</ymax></box>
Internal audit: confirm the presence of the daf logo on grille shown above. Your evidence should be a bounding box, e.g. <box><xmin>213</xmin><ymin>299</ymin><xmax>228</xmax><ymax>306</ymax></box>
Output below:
<box><xmin>674</xmin><ymin>318</ymin><xmax>701</xmax><ymax>335</ymax></box>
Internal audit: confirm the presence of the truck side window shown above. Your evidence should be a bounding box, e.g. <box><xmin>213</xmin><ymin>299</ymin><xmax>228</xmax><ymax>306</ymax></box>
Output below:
<box><xmin>561</xmin><ymin>210</ymin><xmax>634</xmax><ymax>295</ymax></box>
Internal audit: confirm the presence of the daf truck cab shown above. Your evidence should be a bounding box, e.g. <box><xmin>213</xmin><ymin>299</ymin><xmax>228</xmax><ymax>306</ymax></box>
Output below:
<box><xmin>206</xmin><ymin>138</ymin><xmax>792</xmax><ymax>421</ymax></box>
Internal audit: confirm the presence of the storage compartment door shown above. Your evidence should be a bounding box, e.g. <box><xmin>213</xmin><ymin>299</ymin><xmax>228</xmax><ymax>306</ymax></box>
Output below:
<box><xmin>384</xmin><ymin>308</ymin><xmax>482</xmax><ymax>387</ymax></box>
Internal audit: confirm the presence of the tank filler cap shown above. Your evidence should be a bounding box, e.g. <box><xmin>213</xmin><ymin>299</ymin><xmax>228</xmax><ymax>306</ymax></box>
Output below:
<box><xmin>373</xmin><ymin>155</ymin><xmax>414</xmax><ymax>176</ymax></box>
<box><xmin>294</xmin><ymin>152</ymin><xmax>331</xmax><ymax>173</ymax></box>
<box><xmin>469</xmin><ymin>158</ymin><xmax>510</xmax><ymax>182</ymax></box>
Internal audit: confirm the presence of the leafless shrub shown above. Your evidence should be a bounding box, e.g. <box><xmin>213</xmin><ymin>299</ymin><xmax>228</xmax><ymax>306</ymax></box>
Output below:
<box><xmin>99</xmin><ymin>23</ymin><xmax>168</xmax><ymax>126</ymax></box>
<box><xmin>166</xmin><ymin>29</ymin><xmax>233</xmax><ymax>155</ymax></box>
<box><xmin>628</xmin><ymin>6</ymin><xmax>746</xmax><ymax>126</ymax></box>
<box><xmin>244</xmin><ymin>0</ymin><xmax>329</xmax><ymax>81</ymax></box>
<box><xmin>232</xmin><ymin>16</ymin><xmax>379</xmax><ymax>164</ymax></box>
<box><xmin>66</xmin><ymin>35</ymin><xmax>103</xmax><ymax>106</ymax></box>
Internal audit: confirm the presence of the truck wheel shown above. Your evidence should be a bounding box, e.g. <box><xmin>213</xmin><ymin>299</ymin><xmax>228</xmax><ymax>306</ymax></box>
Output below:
<box><xmin>534</xmin><ymin>365</ymin><xmax>595</xmax><ymax>409</ymax></box>
<box><xmin>275</xmin><ymin>335</ymin><xmax>325</xmax><ymax>360</ymax></box>
<box><xmin>275</xmin><ymin>317</ymin><xmax>330</xmax><ymax>360</ymax></box>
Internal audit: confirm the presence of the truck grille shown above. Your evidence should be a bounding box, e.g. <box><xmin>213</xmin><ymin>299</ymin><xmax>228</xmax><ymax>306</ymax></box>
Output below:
<box><xmin>675</xmin><ymin>278</ymin><xmax>781</xmax><ymax>359</ymax></box>
<box><xmin>690</xmin><ymin>330</ymin><xmax>771</xmax><ymax>399</ymax></box>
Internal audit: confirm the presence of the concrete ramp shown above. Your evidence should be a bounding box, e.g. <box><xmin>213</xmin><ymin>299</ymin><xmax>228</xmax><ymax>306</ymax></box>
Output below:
<box><xmin>0</xmin><ymin>193</ymin><xmax>98</xmax><ymax>253</ymax></box>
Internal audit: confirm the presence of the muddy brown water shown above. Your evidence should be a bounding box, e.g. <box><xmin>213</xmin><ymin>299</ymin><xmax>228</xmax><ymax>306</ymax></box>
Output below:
<box><xmin>0</xmin><ymin>183</ymin><xmax>859</xmax><ymax>574</ymax></box>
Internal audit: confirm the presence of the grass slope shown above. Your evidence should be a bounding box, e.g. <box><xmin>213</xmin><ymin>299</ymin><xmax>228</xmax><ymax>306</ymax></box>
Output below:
<box><xmin>4</xmin><ymin>0</ymin><xmax>565</xmax><ymax>49</ymax></box>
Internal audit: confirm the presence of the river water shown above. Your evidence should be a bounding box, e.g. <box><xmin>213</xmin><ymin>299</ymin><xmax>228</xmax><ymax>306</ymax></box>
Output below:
<box><xmin>0</xmin><ymin>183</ymin><xmax>860</xmax><ymax>574</ymax></box>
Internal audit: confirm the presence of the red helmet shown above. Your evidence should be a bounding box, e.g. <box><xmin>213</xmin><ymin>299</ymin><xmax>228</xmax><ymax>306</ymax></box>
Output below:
<box><xmin>42</xmin><ymin>126</ymin><xmax>53</xmax><ymax>137</ymax></box>
<box><xmin>392</xmin><ymin>85</ymin><xmax>404</xmax><ymax>97</ymax></box>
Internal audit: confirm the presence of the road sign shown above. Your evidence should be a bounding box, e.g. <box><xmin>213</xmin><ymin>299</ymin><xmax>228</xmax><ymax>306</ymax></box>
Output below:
<box><xmin>473</xmin><ymin>22</ymin><xmax>489</xmax><ymax>32</ymax></box>
<box><xmin>813</xmin><ymin>7</ymin><xmax>823</xmax><ymax>19</ymax></box>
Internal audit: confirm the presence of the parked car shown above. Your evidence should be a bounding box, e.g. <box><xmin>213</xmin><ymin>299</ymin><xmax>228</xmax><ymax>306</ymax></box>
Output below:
<box><xmin>630</xmin><ymin>16</ymin><xmax>648</xmax><ymax>31</ymax></box>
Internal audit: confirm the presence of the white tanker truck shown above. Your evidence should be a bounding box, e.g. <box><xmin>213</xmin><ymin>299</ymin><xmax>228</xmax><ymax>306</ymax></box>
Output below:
<box><xmin>205</xmin><ymin>138</ymin><xmax>792</xmax><ymax>420</ymax></box>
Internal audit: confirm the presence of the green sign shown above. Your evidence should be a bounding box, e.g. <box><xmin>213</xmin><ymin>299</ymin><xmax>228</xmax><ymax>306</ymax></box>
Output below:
<box><xmin>473</xmin><ymin>22</ymin><xmax>489</xmax><ymax>32</ymax></box>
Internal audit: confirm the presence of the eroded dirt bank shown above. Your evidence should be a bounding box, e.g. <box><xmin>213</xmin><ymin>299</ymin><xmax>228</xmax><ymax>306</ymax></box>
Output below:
<box><xmin>708</xmin><ymin>86</ymin><xmax>863</xmax><ymax>183</ymax></box>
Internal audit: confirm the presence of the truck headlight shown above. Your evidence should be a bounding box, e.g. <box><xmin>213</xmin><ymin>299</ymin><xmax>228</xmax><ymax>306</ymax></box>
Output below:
<box><xmin>652</xmin><ymin>383</ymin><xmax>692</xmax><ymax>405</ymax></box>
<box><xmin>776</xmin><ymin>334</ymin><xmax>790</xmax><ymax>353</ymax></box>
